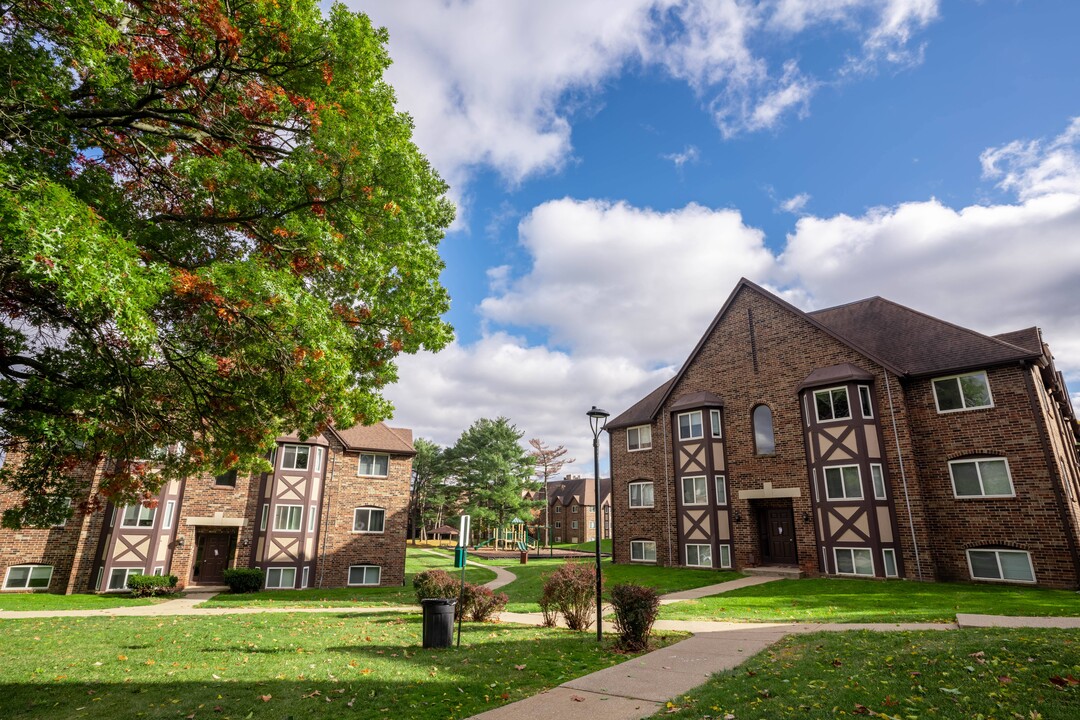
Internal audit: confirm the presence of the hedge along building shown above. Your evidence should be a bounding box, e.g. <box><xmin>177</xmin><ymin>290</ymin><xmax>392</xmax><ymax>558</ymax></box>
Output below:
<box><xmin>0</xmin><ymin>422</ymin><xmax>414</xmax><ymax>594</ymax></box>
<box><xmin>607</xmin><ymin>279</ymin><xmax>1080</xmax><ymax>588</ymax></box>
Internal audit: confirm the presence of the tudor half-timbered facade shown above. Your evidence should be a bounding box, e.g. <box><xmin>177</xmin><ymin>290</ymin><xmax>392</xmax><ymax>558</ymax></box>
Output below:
<box><xmin>0</xmin><ymin>423</ymin><xmax>414</xmax><ymax>594</ymax></box>
<box><xmin>608</xmin><ymin>279</ymin><xmax>1080</xmax><ymax>588</ymax></box>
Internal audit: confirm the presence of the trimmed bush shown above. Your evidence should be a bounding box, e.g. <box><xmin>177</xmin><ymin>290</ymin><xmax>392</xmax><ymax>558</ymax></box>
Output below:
<box><xmin>610</xmin><ymin>583</ymin><xmax>661</xmax><ymax>651</ymax></box>
<box><xmin>222</xmin><ymin>567</ymin><xmax>264</xmax><ymax>594</ymax></box>
<box><xmin>538</xmin><ymin>582</ymin><xmax>558</xmax><ymax>628</ymax></box>
<box><xmin>542</xmin><ymin>561</ymin><xmax>598</xmax><ymax>631</ymax></box>
<box><xmin>126</xmin><ymin>573</ymin><xmax>179</xmax><ymax>598</ymax></box>
<box><xmin>463</xmin><ymin>584</ymin><xmax>508</xmax><ymax>622</ymax></box>
<box><xmin>413</xmin><ymin>569</ymin><xmax>458</xmax><ymax>604</ymax></box>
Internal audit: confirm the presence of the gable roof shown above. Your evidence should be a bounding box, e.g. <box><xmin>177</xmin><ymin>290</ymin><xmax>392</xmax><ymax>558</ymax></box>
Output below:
<box><xmin>328</xmin><ymin>422</ymin><xmax>416</xmax><ymax>455</ymax></box>
<box><xmin>546</xmin><ymin>476</ymin><xmax>612</xmax><ymax>506</ymax></box>
<box><xmin>609</xmin><ymin>278</ymin><xmax>1046</xmax><ymax>431</ymax></box>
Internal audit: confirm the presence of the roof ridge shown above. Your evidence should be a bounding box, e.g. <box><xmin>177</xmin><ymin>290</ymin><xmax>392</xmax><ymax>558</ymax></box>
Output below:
<box><xmin>807</xmin><ymin>296</ymin><xmax>884</xmax><ymax>315</ymax></box>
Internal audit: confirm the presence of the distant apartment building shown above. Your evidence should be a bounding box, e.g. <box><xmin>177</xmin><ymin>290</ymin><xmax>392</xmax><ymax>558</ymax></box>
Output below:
<box><xmin>540</xmin><ymin>475</ymin><xmax>612</xmax><ymax>545</ymax></box>
<box><xmin>0</xmin><ymin>423</ymin><xmax>415</xmax><ymax>593</ymax></box>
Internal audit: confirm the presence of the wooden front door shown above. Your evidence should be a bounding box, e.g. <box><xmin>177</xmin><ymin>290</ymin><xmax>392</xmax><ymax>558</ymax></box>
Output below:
<box><xmin>758</xmin><ymin>507</ymin><xmax>797</xmax><ymax>564</ymax></box>
<box><xmin>194</xmin><ymin>533</ymin><xmax>234</xmax><ymax>584</ymax></box>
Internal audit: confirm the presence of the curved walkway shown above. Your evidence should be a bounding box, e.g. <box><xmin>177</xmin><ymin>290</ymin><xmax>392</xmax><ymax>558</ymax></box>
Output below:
<box><xmin>421</xmin><ymin>548</ymin><xmax>516</xmax><ymax>590</ymax></box>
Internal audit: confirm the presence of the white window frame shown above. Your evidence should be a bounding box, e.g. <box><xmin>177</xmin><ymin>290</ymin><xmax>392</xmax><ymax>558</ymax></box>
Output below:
<box><xmin>554</xmin><ymin>505</ymin><xmax>561</xmax><ymax>514</ymax></box>
<box><xmin>627</xmin><ymin>425</ymin><xmax>652</xmax><ymax>452</ymax></box>
<box><xmin>358</xmin><ymin>453</ymin><xmax>389</xmax><ymax>477</ymax></box>
<box><xmin>933</xmin><ymin>371</ymin><xmax>994</xmax><ymax>413</ymax></box>
<box><xmin>685</xmin><ymin>543</ymin><xmax>712</xmax><ymax>567</ymax></box>
<box><xmin>710</xmin><ymin>409</ymin><xmax>722</xmax><ymax>438</ymax></box>
<box><xmin>630</xmin><ymin>540</ymin><xmax>657</xmax><ymax>563</ymax></box>
<box><xmin>260</xmin><ymin>503</ymin><xmax>269</xmax><ymax>531</ymax></box>
<box><xmin>718</xmin><ymin>544</ymin><xmax>732</xmax><ymax>569</ymax></box>
<box><xmin>120</xmin><ymin>505</ymin><xmax>156</xmax><ymax>529</ymax></box>
<box><xmin>352</xmin><ymin>507</ymin><xmax>385</xmax><ymax>533</ymax></box>
<box><xmin>313</xmin><ymin>447</ymin><xmax>324</xmax><ymax>473</ymax></box>
<box><xmin>273</xmin><ymin>504</ymin><xmax>303</xmax><ymax>532</ymax></box>
<box><xmin>280</xmin><ymin>444</ymin><xmax>310</xmax><ymax>470</ymax></box>
<box><xmin>265</xmin><ymin>567</ymin><xmax>297</xmax><ymax>589</ymax></box>
<box><xmin>571</xmin><ymin>520</ymin><xmax>579</xmax><ymax>529</ymax></box>
<box><xmin>589</xmin><ymin>520</ymin><xmax>595</xmax><ymax>529</ymax></box>
<box><xmin>554</xmin><ymin>520</ymin><xmax>561</xmax><ymax>528</ymax></box>
<box><xmin>882</xmin><ymin>548</ymin><xmax>898</xmax><ymax>578</ymax></box>
<box><xmin>628</xmin><ymin>481</ymin><xmax>654</xmax><ymax>509</ymax></box>
<box><xmin>858</xmin><ymin>385</ymin><xmax>874</xmax><ymax>419</ymax></box>
<box><xmin>948</xmin><ymin>458</ymin><xmax>1015</xmax><ymax>498</ymax></box>
<box><xmin>108</xmin><ymin>567</ymin><xmax>142</xmax><ymax>591</ymax></box>
<box><xmin>308</xmin><ymin>504</ymin><xmax>317</xmax><ymax>533</ymax></box>
<box><xmin>162</xmin><ymin>500</ymin><xmax>176</xmax><ymax>530</ymax></box>
<box><xmin>870</xmin><ymin>464</ymin><xmax>886</xmax><ymax>500</ymax></box>
<box><xmin>301</xmin><ymin>566</ymin><xmax>310</xmax><ymax>588</ymax></box>
<box><xmin>348</xmin><ymin>565</ymin><xmax>381</xmax><ymax>586</ymax></box>
<box><xmin>833</xmin><ymin>547</ymin><xmax>874</xmax><ymax>577</ymax></box>
<box><xmin>572</xmin><ymin>505</ymin><xmax>578</xmax><ymax>513</ymax></box>
<box><xmin>681</xmin><ymin>475</ymin><xmax>708</xmax><ymax>506</ymax></box>
<box><xmin>678</xmin><ymin>411</ymin><xmax>704</xmax><ymax>441</ymax></box>
<box><xmin>714</xmin><ymin>475</ymin><xmax>728</xmax><ymax>505</ymax></box>
<box><xmin>3</xmin><ymin>564</ymin><xmax>54</xmax><ymax>591</ymax></box>
<box><xmin>824</xmin><ymin>465</ymin><xmax>863</xmax><ymax>501</ymax></box>
<box><xmin>153</xmin><ymin>566</ymin><xmax>164</xmax><ymax>576</ymax></box>
<box><xmin>814</xmin><ymin>386</ymin><xmax>852</xmax><ymax>423</ymax></box>
<box><xmin>967</xmin><ymin>549</ymin><xmax>1035</xmax><ymax>584</ymax></box>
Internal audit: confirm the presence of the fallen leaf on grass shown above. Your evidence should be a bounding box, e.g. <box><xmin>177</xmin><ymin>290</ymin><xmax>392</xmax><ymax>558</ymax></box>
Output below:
<box><xmin>514</xmin><ymin>664</ymin><xmax>526</xmax><ymax>670</ymax></box>
<box><xmin>998</xmin><ymin>676</ymin><xmax>1013</xmax><ymax>684</ymax></box>
<box><xmin>853</xmin><ymin>704</ymin><xmax>870</xmax><ymax>715</ymax></box>
<box><xmin>259</xmin><ymin>695</ymin><xmax>272</xmax><ymax>702</ymax></box>
<box><xmin>1049</xmin><ymin>675</ymin><xmax>1080</xmax><ymax>687</ymax></box>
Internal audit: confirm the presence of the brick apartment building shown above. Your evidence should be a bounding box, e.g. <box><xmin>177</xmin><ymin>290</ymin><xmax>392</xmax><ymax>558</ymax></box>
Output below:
<box><xmin>540</xmin><ymin>475</ymin><xmax>612</xmax><ymax>545</ymax></box>
<box><xmin>0</xmin><ymin>423</ymin><xmax>414</xmax><ymax>594</ymax></box>
<box><xmin>607</xmin><ymin>279</ymin><xmax>1080</xmax><ymax>588</ymax></box>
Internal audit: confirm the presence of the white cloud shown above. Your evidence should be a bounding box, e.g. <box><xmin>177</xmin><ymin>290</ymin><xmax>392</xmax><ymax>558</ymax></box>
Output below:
<box><xmin>479</xmin><ymin>198</ymin><xmax>775</xmax><ymax>363</ymax></box>
<box><xmin>779</xmin><ymin>192</ymin><xmax>812</xmax><ymax>214</ymax></box>
<box><xmin>980</xmin><ymin>117</ymin><xmax>1080</xmax><ymax>201</ymax></box>
<box><xmin>662</xmin><ymin>145</ymin><xmax>701</xmax><ymax>168</ymax></box>
<box><xmin>357</xmin><ymin>0</ymin><xmax>941</xmax><ymax>195</ymax></box>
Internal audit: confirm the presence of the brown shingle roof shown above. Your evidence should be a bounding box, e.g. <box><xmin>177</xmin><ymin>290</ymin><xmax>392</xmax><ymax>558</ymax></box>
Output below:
<box><xmin>546</xmin><ymin>476</ymin><xmax>611</xmax><ymax>506</ymax></box>
<box><xmin>993</xmin><ymin>327</ymin><xmax>1042</xmax><ymax>355</ymax></box>
<box><xmin>797</xmin><ymin>363</ymin><xmax>875</xmax><ymax>392</ymax></box>
<box><xmin>329</xmin><ymin>422</ymin><xmax>416</xmax><ymax>455</ymax></box>
<box><xmin>607</xmin><ymin>378</ymin><xmax>674</xmax><ymax>431</ymax></box>
<box><xmin>809</xmin><ymin>297</ymin><xmax>1040</xmax><ymax>377</ymax></box>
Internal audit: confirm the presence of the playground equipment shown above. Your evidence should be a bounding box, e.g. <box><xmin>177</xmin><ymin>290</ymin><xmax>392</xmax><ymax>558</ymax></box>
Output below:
<box><xmin>476</xmin><ymin>518</ymin><xmax>539</xmax><ymax>552</ymax></box>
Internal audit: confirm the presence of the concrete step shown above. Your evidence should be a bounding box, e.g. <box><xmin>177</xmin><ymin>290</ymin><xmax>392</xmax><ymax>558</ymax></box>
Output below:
<box><xmin>742</xmin><ymin>565</ymin><xmax>803</xmax><ymax>579</ymax></box>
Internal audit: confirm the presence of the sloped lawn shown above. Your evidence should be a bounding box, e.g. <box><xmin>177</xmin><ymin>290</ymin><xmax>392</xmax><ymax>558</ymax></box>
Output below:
<box><xmin>202</xmin><ymin>550</ymin><xmax>496</xmax><ymax>609</ymax></box>
<box><xmin>659</xmin><ymin>577</ymin><xmax>1080</xmax><ymax>623</ymax></box>
<box><xmin>0</xmin><ymin>612</ymin><xmax>683</xmax><ymax>720</ymax></box>
<box><xmin>657</xmin><ymin>628</ymin><xmax>1080</xmax><ymax>719</ymax></box>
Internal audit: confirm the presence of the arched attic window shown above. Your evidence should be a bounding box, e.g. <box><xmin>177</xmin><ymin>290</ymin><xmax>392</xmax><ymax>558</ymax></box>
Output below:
<box><xmin>752</xmin><ymin>405</ymin><xmax>775</xmax><ymax>455</ymax></box>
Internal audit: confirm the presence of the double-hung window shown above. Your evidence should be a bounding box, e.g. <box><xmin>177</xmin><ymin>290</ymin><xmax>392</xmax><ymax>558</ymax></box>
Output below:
<box><xmin>358</xmin><ymin>453</ymin><xmax>389</xmax><ymax>477</ymax></box>
<box><xmin>933</xmin><ymin>371</ymin><xmax>992</xmax><ymax>412</ymax></box>
<box><xmin>949</xmin><ymin>458</ymin><xmax>1014</xmax><ymax>498</ymax></box>
<box><xmin>678</xmin><ymin>411</ymin><xmax>703</xmax><ymax>441</ymax></box>
<box><xmin>629</xmin><ymin>481</ymin><xmax>654</xmax><ymax>508</ymax></box>
<box><xmin>681</xmin><ymin>476</ymin><xmax>708</xmax><ymax>505</ymax></box>
<box><xmin>709</xmin><ymin>409</ymin><xmax>722</xmax><ymax>438</ymax></box>
<box><xmin>814</xmin><ymin>387</ymin><xmax>851</xmax><ymax>422</ymax></box>
<box><xmin>627</xmin><ymin>425</ymin><xmax>652</xmax><ymax>451</ymax></box>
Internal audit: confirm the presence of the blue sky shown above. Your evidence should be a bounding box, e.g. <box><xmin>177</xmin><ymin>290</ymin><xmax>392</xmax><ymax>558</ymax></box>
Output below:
<box><xmin>350</xmin><ymin>1</ymin><xmax>1080</xmax><ymax>474</ymax></box>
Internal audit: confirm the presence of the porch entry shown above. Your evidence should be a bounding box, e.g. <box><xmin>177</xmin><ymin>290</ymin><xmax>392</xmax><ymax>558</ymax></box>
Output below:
<box><xmin>192</xmin><ymin>531</ymin><xmax>236</xmax><ymax>584</ymax></box>
<box><xmin>756</xmin><ymin>504</ymin><xmax>797</xmax><ymax>565</ymax></box>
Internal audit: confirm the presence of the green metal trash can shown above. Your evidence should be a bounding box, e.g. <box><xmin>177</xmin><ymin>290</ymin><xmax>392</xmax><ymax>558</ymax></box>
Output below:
<box><xmin>453</xmin><ymin>546</ymin><xmax>467</xmax><ymax>568</ymax></box>
<box><xmin>421</xmin><ymin>598</ymin><xmax>456</xmax><ymax>649</ymax></box>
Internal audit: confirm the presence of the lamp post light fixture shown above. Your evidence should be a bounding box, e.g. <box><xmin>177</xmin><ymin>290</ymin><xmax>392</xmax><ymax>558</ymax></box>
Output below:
<box><xmin>587</xmin><ymin>405</ymin><xmax>609</xmax><ymax>642</ymax></box>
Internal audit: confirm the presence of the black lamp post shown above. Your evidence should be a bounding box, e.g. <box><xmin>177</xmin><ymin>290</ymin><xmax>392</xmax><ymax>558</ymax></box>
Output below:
<box><xmin>587</xmin><ymin>405</ymin><xmax>609</xmax><ymax>642</ymax></box>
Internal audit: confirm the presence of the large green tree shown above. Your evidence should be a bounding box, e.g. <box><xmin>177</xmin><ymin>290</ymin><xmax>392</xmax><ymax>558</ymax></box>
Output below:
<box><xmin>0</xmin><ymin>0</ymin><xmax>453</xmax><ymax>526</ymax></box>
<box><xmin>446</xmin><ymin>418</ymin><xmax>538</xmax><ymax>535</ymax></box>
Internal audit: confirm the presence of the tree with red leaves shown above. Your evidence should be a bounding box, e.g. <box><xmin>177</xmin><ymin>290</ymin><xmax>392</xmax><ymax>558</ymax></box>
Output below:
<box><xmin>0</xmin><ymin>0</ymin><xmax>454</xmax><ymax>527</ymax></box>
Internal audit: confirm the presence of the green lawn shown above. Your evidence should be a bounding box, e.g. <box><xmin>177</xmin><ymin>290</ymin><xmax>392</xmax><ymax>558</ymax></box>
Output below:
<box><xmin>657</xmin><ymin>628</ymin><xmax>1080</xmax><ymax>719</ymax></box>
<box><xmin>0</xmin><ymin>612</ymin><xmax>683</xmax><ymax>720</ymax></box>
<box><xmin>0</xmin><ymin>593</ymin><xmax>157</xmax><ymax>611</ymax></box>
<box><xmin>476</xmin><ymin>554</ymin><xmax>740</xmax><ymax>612</ymax></box>
<box><xmin>659</xmin><ymin>577</ymin><xmax>1080</xmax><ymax>623</ymax></box>
<box><xmin>202</xmin><ymin>549</ymin><xmax>496</xmax><ymax>609</ymax></box>
<box><xmin>551</xmin><ymin>539</ymin><xmax>612</xmax><ymax>554</ymax></box>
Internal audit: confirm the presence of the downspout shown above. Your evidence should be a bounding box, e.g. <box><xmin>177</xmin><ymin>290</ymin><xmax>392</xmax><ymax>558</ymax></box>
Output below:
<box><xmin>884</xmin><ymin>369</ymin><xmax>924</xmax><ymax>581</ymax></box>
<box><xmin>662</xmin><ymin>412</ymin><xmax>674</xmax><ymax>565</ymax></box>
<box><xmin>317</xmin><ymin>450</ymin><xmax>338</xmax><ymax>589</ymax></box>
